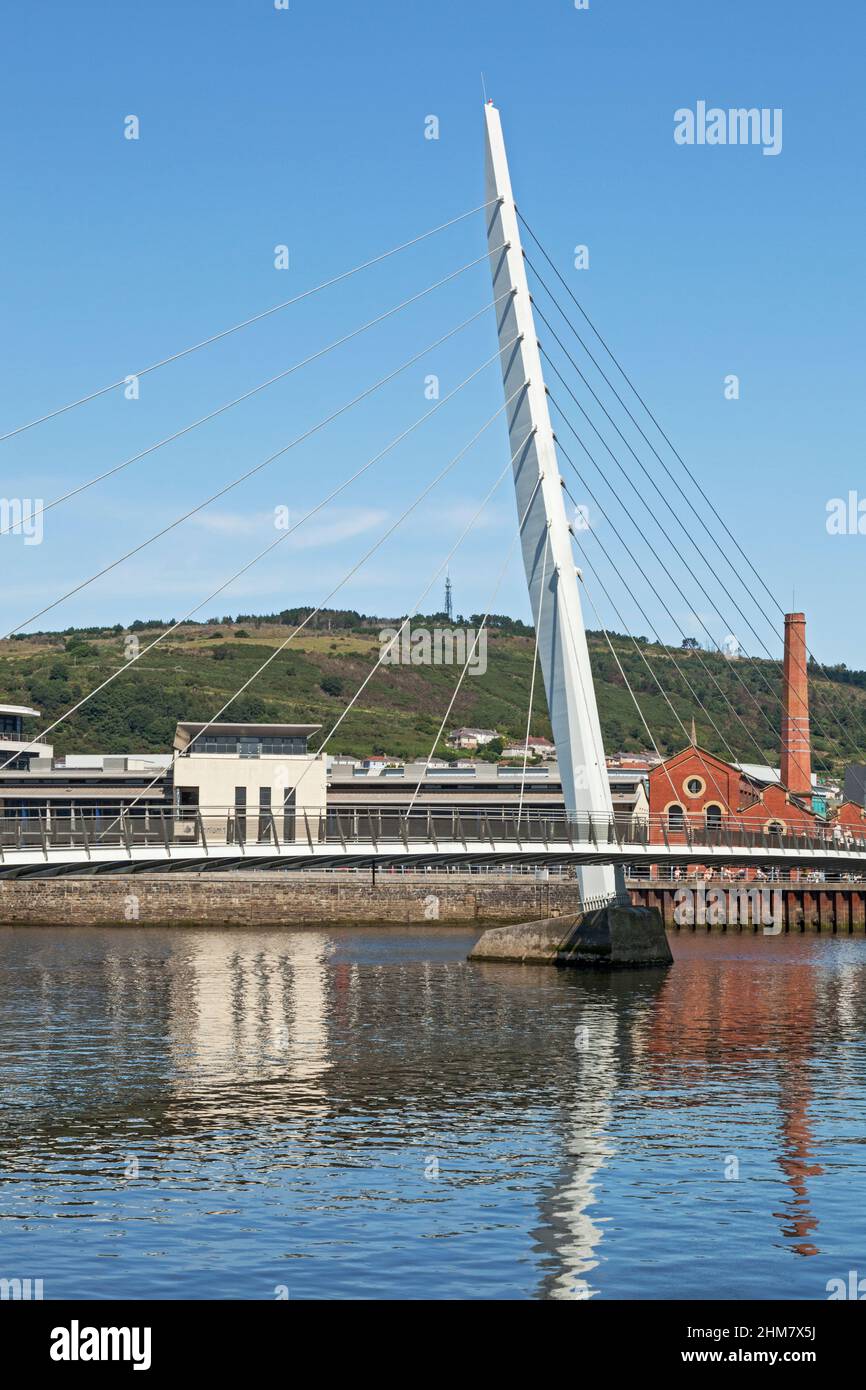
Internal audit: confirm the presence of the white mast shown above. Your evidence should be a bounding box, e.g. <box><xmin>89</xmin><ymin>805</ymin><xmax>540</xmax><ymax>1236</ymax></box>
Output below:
<box><xmin>484</xmin><ymin>101</ymin><xmax>619</xmax><ymax>900</ymax></box>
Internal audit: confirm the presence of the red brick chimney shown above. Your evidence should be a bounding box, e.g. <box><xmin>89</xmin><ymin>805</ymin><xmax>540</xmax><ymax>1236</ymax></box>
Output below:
<box><xmin>781</xmin><ymin>612</ymin><xmax>812</xmax><ymax>798</ymax></box>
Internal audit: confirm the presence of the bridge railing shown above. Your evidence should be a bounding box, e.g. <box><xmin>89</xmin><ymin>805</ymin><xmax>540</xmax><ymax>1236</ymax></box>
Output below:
<box><xmin>0</xmin><ymin>807</ymin><xmax>865</xmax><ymax>859</ymax></box>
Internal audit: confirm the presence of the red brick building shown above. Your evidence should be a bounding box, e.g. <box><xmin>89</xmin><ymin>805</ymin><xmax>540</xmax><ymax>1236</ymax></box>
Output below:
<box><xmin>647</xmin><ymin>743</ymin><xmax>821</xmax><ymax>844</ymax></box>
<box><xmin>834</xmin><ymin>800</ymin><xmax>866</xmax><ymax>833</ymax></box>
<box><xmin>646</xmin><ymin>612</ymin><xmax>863</xmax><ymax>848</ymax></box>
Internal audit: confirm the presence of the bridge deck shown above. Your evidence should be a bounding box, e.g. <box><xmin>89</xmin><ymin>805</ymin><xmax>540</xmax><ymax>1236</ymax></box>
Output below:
<box><xmin>1</xmin><ymin>807</ymin><xmax>865</xmax><ymax>876</ymax></box>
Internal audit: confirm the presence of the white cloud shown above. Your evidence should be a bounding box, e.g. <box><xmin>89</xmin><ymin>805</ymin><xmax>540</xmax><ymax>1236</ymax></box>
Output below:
<box><xmin>289</xmin><ymin>507</ymin><xmax>388</xmax><ymax>550</ymax></box>
<box><xmin>189</xmin><ymin>510</ymin><xmax>274</xmax><ymax>537</ymax></box>
<box><xmin>189</xmin><ymin>505</ymin><xmax>388</xmax><ymax>550</ymax></box>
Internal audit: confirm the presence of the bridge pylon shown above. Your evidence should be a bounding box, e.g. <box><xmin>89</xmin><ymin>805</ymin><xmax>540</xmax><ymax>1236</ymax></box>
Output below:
<box><xmin>483</xmin><ymin>101</ymin><xmax>621</xmax><ymax>901</ymax></box>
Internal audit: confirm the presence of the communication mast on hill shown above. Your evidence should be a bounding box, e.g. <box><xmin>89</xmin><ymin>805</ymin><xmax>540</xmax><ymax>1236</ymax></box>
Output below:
<box><xmin>445</xmin><ymin>573</ymin><xmax>453</xmax><ymax>622</ymax></box>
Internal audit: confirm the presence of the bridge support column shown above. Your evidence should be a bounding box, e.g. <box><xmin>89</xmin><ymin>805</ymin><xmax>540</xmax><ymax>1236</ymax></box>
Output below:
<box><xmin>819</xmin><ymin>889</ymin><xmax>833</xmax><ymax>932</ymax></box>
<box><xmin>483</xmin><ymin>102</ymin><xmax>620</xmax><ymax>905</ymax></box>
<box><xmin>785</xmin><ymin>889</ymin><xmax>798</xmax><ymax>933</ymax></box>
<box><xmin>469</xmin><ymin>900</ymin><xmax>672</xmax><ymax>968</ymax></box>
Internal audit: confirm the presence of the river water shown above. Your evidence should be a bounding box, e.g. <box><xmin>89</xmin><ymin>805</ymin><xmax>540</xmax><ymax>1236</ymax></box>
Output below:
<box><xmin>0</xmin><ymin>925</ymin><xmax>864</xmax><ymax>1300</ymax></box>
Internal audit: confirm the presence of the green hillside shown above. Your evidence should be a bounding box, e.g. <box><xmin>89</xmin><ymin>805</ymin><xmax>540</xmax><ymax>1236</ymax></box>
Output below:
<box><xmin>2</xmin><ymin>609</ymin><xmax>866</xmax><ymax>776</ymax></box>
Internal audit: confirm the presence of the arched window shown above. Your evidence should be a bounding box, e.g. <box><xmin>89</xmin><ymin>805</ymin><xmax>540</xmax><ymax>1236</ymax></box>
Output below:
<box><xmin>766</xmin><ymin>820</ymin><xmax>785</xmax><ymax>837</ymax></box>
<box><xmin>668</xmin><ymin>803</ymin><xmax>685</xmax><ymax>831</ymax></box>
<box><xmin>705</xmin><ymin>803</ymin><xmax>723</xmax><ymax>831</ymax></box>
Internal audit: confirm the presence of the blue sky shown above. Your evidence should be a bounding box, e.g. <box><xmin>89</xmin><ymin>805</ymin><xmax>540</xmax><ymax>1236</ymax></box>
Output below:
<box><xmin>1</xmin><ymin>0</ymin><xmax>864</xmax><ymax>666</ymax></box>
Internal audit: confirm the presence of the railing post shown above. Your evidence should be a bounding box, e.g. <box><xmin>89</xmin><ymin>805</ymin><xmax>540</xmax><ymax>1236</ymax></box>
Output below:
<box><xmin>197</xmin><ymin>809</ymin><xmax>209</xmax><ymax>856</ymax></box>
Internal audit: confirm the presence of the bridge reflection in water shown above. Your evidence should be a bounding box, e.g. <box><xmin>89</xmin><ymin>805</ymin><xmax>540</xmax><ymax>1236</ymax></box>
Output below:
<box><xmin>0</xmin><ymin>927</ymin><xmax>863</xmax><ymax>1299</ymax></box>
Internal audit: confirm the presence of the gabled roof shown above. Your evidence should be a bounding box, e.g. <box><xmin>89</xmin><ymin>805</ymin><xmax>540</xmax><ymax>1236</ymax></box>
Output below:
<box><xmin>735</xmin><ymin>784</ymin><xmax>825</xmax><ymax>820</ymax></box>
<box><xmin>649</xmin><ymin>743</ymin><xmax>739</xmax><ymax>778</ymax></box>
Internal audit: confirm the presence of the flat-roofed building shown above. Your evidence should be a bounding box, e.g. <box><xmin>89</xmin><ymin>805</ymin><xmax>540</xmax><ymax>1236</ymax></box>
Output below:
<box><xmin>0</xmin><ymin>703</ymin><xmax>53</xmax><ymax>769</ymax></box>
<box><xmin>172</xmin><ymin>721</ymin><xmax>326</xmax><ymax>843</ymax></box>
<box><xmin>0</xmin><ymin>754</ymin><xmax>172</xmax><ymax>834</ymax></box>
<box><xmin>0</xmin><ymin>708</ymin><xmax>327</xmax><ymax>845</ymax></box>
<box><xmin>327</xmin><ymin>757</ymin><xmax>649</xmax><ymax>833</ymax></box>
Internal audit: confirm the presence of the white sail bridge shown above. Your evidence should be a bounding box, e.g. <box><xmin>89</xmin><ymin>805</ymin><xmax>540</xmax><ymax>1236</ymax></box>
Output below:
<box><xmin>1</xmin><ymin>104</ymin><xmax>862</xmax><ymax>884</ymax></box>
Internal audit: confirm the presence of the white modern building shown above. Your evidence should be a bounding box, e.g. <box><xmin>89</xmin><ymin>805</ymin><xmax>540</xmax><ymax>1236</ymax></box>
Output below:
<box><xmin>0</xmin><ymin>703</ymin><xmax>53</xmax><ymax>768</ymax></box>
<box><xmin>0</xmin><ymin>707</ymin><xmax>327</xmax><ymax>842</ymax></box>
<box><xmin>172</xmin><ymin>721</ymin><xmax>327</xmax><ymax>843</ymax></box>
<box><xmin>327</xmin><ymin>758</ymin><xmax>649</xmax><ymax>830</ymax></box>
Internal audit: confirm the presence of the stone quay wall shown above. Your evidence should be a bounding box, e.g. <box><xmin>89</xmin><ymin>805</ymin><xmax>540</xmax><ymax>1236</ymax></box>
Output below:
<box><xmin>0</xmin><ymin>873</ymin><xmax>587</xmax><ymax>928</ymax></box>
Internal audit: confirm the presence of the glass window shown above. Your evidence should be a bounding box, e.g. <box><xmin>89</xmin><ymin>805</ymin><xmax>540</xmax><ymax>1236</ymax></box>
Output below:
<box><xmin>283</xmin><ymin>787</ymin><xmax>296</xmax><ymax>840</ymax></box>
<box><xmin>187</xmin><ymin>734</ymin><xmax>308</xmax><ymax>757</ymax></box>
<box><xmin>668</xmin><ymin>804</ymin><xmax>685</xmax><ymax>831</ymax></box>
<box><xmin>260</xmin><ymin>737</ymin><xmax>307</xmax><ymax>756</ymax></box>
<box><xmin>258</xmin><ymin>787</ymin><xmax>272</xmax><ymax>843</ymax></box>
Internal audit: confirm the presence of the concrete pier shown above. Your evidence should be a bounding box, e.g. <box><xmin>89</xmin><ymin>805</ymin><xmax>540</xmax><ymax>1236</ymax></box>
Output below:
<box><xmin>468</xmin><ymin>902</ymin><xmax>672</xmax><ymax>968</ymax></box>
